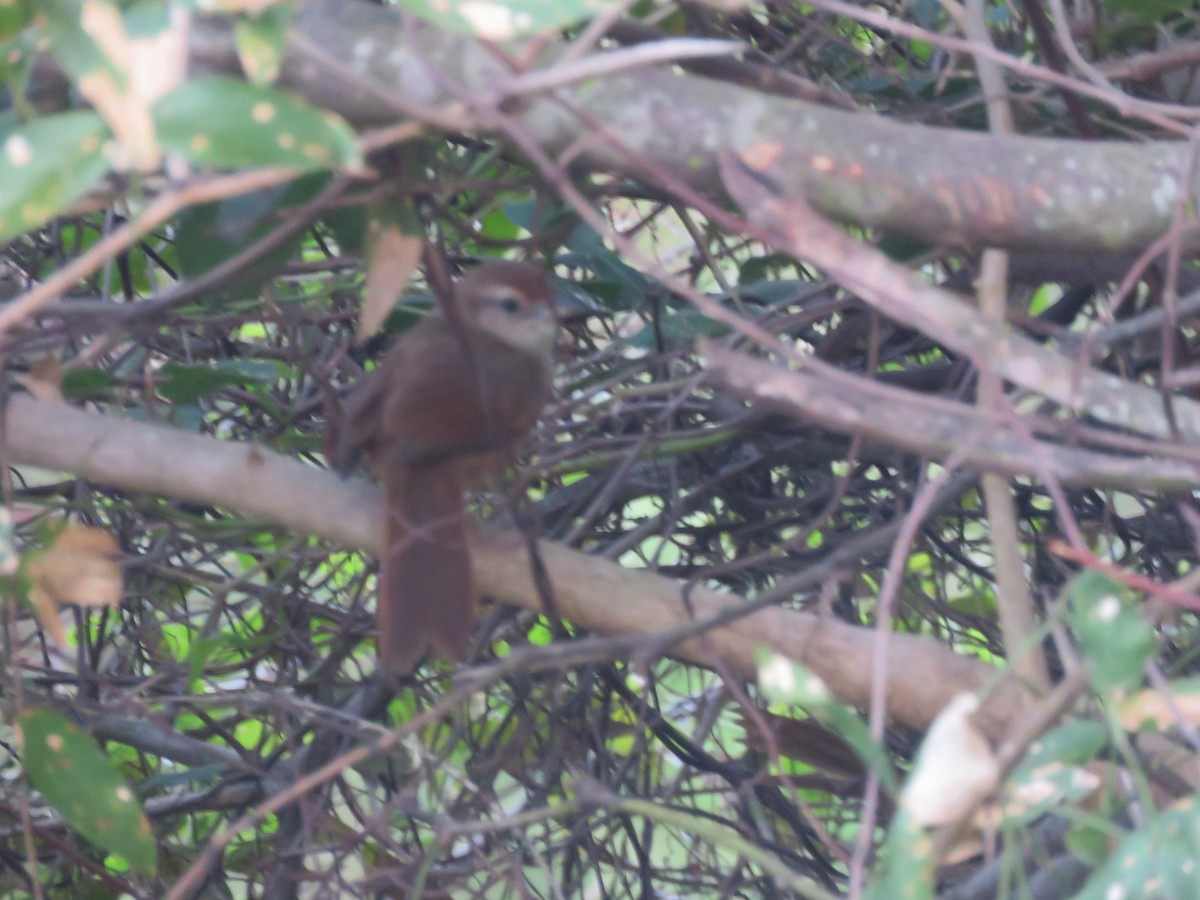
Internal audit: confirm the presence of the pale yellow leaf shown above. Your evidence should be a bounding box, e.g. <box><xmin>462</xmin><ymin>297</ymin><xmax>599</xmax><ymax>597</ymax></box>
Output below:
<box><xmin>901</xmin><ymin>693</ymin><xmax>999</xmax><ymax>827</ymax></box>
<box><xmin>77</xmin><ymin>0</ymin><xmax>188</xmax><ymax>172</ymax></box>
<box><xmin>26</xmin><ymin>523</ymin><xmax>123</xmax><ymax>649</ymax></box>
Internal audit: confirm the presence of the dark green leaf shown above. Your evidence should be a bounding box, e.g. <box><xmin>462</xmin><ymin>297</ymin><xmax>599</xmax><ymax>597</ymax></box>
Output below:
<box><xmin>18</xmin><ymin>708</ymin><xmax>156</xmax><ymax>873</ymax></box>
<box><xmin>737</xmin><ymin>253</ymin><xmax>794</xmax><ymax>284</ymax></box>
<box><xmin>630</xmin><ymin>308</ymin><xmax>728</xmax><ymax>351</ymax></box>
<box><xmin>157</xmin><ymin>359</ymin><xmax>279</xmax><ymax>404</ymax></box>
<box><xmin>728</xmin><ymin>278</ymin><xmax>808</xmax><ymax>305</ymax></box>
<box><xmin>173</xmin><ymin>173</ymin><xmax>329</xmax><ymax>302</ymax></box>
<box><xmin>321</xmin><ymin>205</ymin><xmax>368</xmax><ymax>256</ymax></box>
<box><xmin>61</xmin><ymin>368</ymin><xmax>115</xmax><ymax>400</ymax></box>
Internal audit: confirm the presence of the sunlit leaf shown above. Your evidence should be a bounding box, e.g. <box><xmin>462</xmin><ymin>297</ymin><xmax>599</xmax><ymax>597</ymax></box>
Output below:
<box><xmin>153</xmin><ymin>75</ymin><xmax>360</xmax><ymax>171</ymax></box>
<box><xmin>0</xmin><ymin>507</ymin><xmax>17</xmax><ymax>576</ymax></box>
<box><xmin>0</xmin><ymin>111</ymin><xmax>110</xmax><ymax>243</ymax></box>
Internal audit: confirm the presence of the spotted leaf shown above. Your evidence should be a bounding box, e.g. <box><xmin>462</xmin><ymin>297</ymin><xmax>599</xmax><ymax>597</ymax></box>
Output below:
<box><xmin>0</xmin><ymin>111</ymin><xmax>111</xmax><ymax>243</ymax></box>
<box><xmin>152</xmin><ymin>75</ymin><xmax>360</xmax><ymax>172</ymax></box>
<box><xmin>17</xmin><ymin>708</ymin><xmax>156</xmax><ymax>873</ymax></box>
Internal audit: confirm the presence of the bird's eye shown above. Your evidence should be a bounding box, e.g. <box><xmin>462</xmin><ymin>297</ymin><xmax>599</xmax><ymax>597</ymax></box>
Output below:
<box><xmin>498</xmin><ymin>296</ymin><xmax>521</xmax><ymax>313</ymax></box>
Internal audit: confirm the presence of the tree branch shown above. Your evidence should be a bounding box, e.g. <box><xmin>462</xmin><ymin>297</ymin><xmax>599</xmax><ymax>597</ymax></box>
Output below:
<box><xmin>188</xmin><ymin>0</ymin><xmax>1200</xmax><ymax>254</ymax></box>
<box><xmin>4</xmin><ymin>394</ymin><xmax>1026</xmax><ymax>739</ymax></box>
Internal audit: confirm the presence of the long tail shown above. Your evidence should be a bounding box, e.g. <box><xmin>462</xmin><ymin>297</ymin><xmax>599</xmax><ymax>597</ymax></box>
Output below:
<box><xmin>377</xmin><ymin>460</ymin><xmax>474</xmax><ymax>674</ymax></box>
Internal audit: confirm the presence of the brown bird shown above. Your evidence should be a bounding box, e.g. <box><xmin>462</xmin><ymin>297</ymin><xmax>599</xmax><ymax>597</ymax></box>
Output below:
<box><xmin>326</xmin><ymin>260</ymin><xmax>558</xmax><ymax>674</ymax></box>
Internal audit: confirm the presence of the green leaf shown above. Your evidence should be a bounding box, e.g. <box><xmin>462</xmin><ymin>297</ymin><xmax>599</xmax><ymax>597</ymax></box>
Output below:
<box><xmin>0</xmin><ymin>111</ymin><xmax>111</xmax><ymax>242</ymax></box>
<box><xmin>1066</xmin><ymin>571</ymin><xmax>1155</xmax><ymax>692</ymax></box>
<box><xmin>867</xmin><ymin>812</ymin><xmax>935</xmax><ymax>900</ymax></box>
<box><xmin>1076</xmin><ymin>800</ymin><xmax>1200</xmax><ymax>899</ymax></box>
<box><xmin>726</xmin><ymin>278</ymin><xmax>809</xmax><ymax>305</ymax></box>
<box><xmin>61</xmin><ymin>368</ymin><xmax>115</xmax><ymax>400</ymax></box>
<box><xmin>153</xmin><ymin>76</ymin><xmax>360</xmax><ymax>171</ymax></box>
<box><xmin>1105</xmin><ymin>0</ymin><xmax>1193</xmax><ymax>23</ymax></box>
<box><xmin>398</xmin><ymin>0</ymin><xmax>619</xmax><ymax>39</ymax></box>
<box><xmin>630</xmin><ymin>308</ymin><xmax>729</xmax><ymax>351</ymax></box>
<box><xmin>0</xmin><ymin>0</ymin><xmax>33</xmax><ymax>41</ymax></box>
<box><xmin>157</xmin><ymin>359</ymin><xmax>279</xmax><ymax>404</ymax></box>
<box><xmin>737</xmin><ymin>253</ymin><xmax>795</xmax><ymax>284</ymax></box>
<box><xmin>321</xmin><ymin>204</ymin><xmax>368</xmax><ymax>256</ymax></box>
<box><xmin>557</xmin><ymin>246</ymin><xmax>650</xmax><ymax>307</ymax></box>
<box><xmin>236</xmin><ymin>5</ymin><xmax>292</xmax><ymax>87</ymax></box>
<box><xmin>173</xmin><ymin>172</ymin><xmax>329</xmax><ymax>302</ymax></box>
<box><xmin>1066</xmin><ymin>822</ymin><xmax>1112</xmax><ymax>868</ymax></box>
<box><xmin>17</xmin><ymin>708</ymin><xmax>156</xmax><ymax>873</ymax></box>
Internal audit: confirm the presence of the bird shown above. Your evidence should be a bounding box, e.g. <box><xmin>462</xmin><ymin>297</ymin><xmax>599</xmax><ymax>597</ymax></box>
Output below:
<box><xmin>325</xmin><ymin>260</ymin><xmax>558</xmax><ymax>675</ymax></box>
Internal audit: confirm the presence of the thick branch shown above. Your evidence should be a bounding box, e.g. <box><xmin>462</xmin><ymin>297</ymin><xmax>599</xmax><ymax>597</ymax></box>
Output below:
<box><xmin>189</xmin><ymin>0</ymin><xmax>1200</xmax><ymax>254</ymax></box>
<box><xmin>4</xmin><ymin>395</ymin><xmax>1025</xmax><ymax>740</ymax></box>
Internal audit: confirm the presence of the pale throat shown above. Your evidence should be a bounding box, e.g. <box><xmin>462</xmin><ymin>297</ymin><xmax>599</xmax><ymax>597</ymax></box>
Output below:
<box><xmin>475</xmin><ymin>307</ymin><xmax>558</xmax><ymax>357</ymax></box>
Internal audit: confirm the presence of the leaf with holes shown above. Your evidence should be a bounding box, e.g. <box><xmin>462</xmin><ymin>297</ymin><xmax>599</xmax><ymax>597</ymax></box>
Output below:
<box><xmin>153</xmin><ymin>75</ymin><xmax>360</xmax><ymax>171</ymax></box>
<box><xmin>0</xmin><ymin>111</ymin><xmax>111</xmax><ymax>242</ymax></box>
<box><xmin>17</xmin><ymin>708</ymin><xmax>156</xmax><ymax>873</ymax></box>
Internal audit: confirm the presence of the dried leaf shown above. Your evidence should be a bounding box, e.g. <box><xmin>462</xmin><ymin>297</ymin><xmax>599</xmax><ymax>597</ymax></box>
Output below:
<box><xmin>1119</xmin><ymin>682</ymin><xmax>1200</xmax><ymax>730</ymax></box>
<box><xmin>26</xmin><ymin>523</ymin><xmax>123</xmax><ymax>647</ymax></box>
<box><xmin>357</xmin><ymin>221</ymin><xmax>423</xmax><ymax>343</ymax></box>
